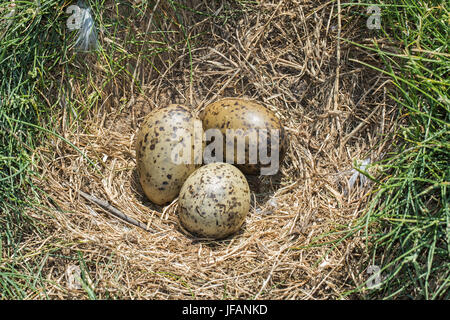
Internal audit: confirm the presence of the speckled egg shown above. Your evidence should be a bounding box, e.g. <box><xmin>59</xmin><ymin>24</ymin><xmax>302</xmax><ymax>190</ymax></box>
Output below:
<box><xmin>135</xmin><ymin>105</ymin><xmax>203</xmax><ymax>205</ymax></box>
<box><xmin>201</xmin><ymin>98</ymin><xmax>287</xmax><ymax>175</ymax></box>
<box><xmin>178</xmin><ymin>162</ymin><xmax>250</xmax><ymax>239</ymax></box>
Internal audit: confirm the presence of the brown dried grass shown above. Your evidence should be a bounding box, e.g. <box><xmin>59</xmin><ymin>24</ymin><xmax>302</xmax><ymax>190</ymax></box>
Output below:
<box><xmin>29</xmin><ymin>0</ymin><xmax>397</xmax><ymax>299</ymax></box>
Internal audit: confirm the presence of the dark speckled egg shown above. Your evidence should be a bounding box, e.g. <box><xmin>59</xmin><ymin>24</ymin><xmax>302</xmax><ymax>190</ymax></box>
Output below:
<box><xmin>178</xmin><ymin>162</ymin><xmax>250</xmax><ymax>239</ymax></box>
<box><xmin>135</xmin><ymin>105</ymin><xmax>203</xmax><ymax>205</ymax></box>
<box><xmin>201</xmin><ymin>98</ymin><xmax>287</xmax><ymax>175</ymax></box>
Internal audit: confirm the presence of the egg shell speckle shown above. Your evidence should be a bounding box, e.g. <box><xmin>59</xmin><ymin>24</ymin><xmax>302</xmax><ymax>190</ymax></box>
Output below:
<box><xmin>136</xmin><ymin>104</ymin><xmax>203</xmax><ymax>205</ymax></box>
<box><xmin>201</xmin><ymin>98</ymin><xmax>287</xmax><ymax>174</ymax></box>
<box><xmin>178</xmin><ymin>162</ymin><xmax>250</xmax><ymax>239</ymax></box>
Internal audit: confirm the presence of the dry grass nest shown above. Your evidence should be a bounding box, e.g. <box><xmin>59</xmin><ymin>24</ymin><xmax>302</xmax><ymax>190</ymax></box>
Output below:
<box><xmin>28</xmin><ymin>0</ymin><xmax>398</xmax><ymax>299</ymax></box>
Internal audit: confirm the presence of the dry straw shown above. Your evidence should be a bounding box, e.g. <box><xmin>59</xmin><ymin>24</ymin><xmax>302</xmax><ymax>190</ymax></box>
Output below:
<box><xmin>30</xmin><ymin>0</ymin><xmax>397</xmax><ymax>299</ymax></box>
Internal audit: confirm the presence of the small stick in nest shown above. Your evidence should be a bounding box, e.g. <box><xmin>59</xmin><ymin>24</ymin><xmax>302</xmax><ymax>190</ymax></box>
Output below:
<box><xmin>79</xmin><ymin>190</ymin><xmax>154</xmax><ymax>233</ymax></box>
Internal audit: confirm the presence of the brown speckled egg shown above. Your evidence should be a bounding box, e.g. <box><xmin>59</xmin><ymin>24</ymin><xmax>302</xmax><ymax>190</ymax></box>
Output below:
<box><xmin>201</xmin><ymin>98</ymin><xmax>287</xmax><ymax>175</ymax></box>
<box><xmin>135</xmin><ymin>105</ymin><xmax>203</xmax><ymax>205</ymax></box>
<box><xmin>178</xmin><ymin>162</ymin><xmax>250</xmax><ymax>239</ymax></box>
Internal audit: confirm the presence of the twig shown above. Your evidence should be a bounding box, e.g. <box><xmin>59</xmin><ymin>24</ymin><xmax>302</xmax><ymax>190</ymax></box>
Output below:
<box><xmin>79</xmin><ymin>190</ymin><xmax>154</xmax><ymax>233</ymax></box>
<box><xmin>342</xmin><ymin>103</ymin><xmax>382</xmax><ymax>145</ymax></box>
<box><xmin>334</xmin><ymin>0</ymin><xmax>342</xmax><ymax>131</ymax></box>
<box><xmin>341</xmin><ymin>78</ymin><xmax>388</xmax><ymax>145</ymax></box>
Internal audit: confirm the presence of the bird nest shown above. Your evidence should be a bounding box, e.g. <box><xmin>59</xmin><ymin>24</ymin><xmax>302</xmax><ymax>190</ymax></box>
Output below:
<box><xmin>29</xmin><ymin>0</ymin><xmax>396</xmax><ymax>299</ymax></box>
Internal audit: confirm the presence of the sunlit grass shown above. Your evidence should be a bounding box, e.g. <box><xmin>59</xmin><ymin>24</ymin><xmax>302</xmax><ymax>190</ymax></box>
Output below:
<box><xmin>342</xmin><ymin>0</ymin><xmax>449</xmax><ymax>299</ymax></box>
